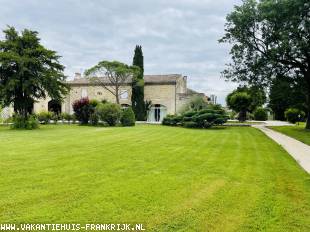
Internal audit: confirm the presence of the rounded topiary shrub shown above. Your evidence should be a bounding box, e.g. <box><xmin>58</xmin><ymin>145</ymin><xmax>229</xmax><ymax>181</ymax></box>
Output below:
<box><xmin>89</xmin><ymin>113</ymin><xmax>99</xmax><ymax>126</ymax></box>
<box><xmin>96</xmin><ymin>103</ymin><xmax>121</xmax><ymax>126</ymax></box>
<box><xmin>121</xmin><ymin>107</ymin><xmax>135</xmax><ymax>126</ymax></box>
<box><xmin>253</xmin><ymin>107</ymin><xmax>268</xmax><ymax>121</ymax></box>
<box><xmin>285</xmin><ymin>108</ymin><xmax>305</xmax><ymax>123</ymax></box>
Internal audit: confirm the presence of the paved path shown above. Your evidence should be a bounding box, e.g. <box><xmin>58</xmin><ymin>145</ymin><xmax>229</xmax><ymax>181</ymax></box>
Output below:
<box><xmin>253</xmin><ymin>123</ymin><xmax>310</xmax><ymax>174</ymax></box>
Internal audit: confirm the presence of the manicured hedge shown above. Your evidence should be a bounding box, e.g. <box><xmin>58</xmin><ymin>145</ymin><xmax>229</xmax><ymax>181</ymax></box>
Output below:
<box><xmin>163</xmin><ymin>106</ymin><xmax>228</xmax><ymax>129</ymax></box>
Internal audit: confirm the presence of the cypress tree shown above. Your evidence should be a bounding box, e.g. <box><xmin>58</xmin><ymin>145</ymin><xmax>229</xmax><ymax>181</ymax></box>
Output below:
<box><xmin>131</xmin><ymin>45</ymin><xmax>146</xmax><ymax>120</ymax></box>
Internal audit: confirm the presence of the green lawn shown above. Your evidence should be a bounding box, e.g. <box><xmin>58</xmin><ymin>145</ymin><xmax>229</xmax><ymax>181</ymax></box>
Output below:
<box><xmin>269</xmin><ymin>123</ymin><xmax>310</xmax><ymax>146</ymax></box>
<box><xmin>0</xmin><ymin>125</ymin><xmax>310</xmax><ymax>231</ymax></box>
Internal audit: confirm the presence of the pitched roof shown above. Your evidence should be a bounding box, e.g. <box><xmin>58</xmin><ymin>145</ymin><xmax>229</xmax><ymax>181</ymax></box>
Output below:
<box><xmin>144</xmin><ymin>74</ymin><xmax>181</xmax><ymax>83</ymax></box>
<box><xmin>67</xmin><ymin>74</ymin><xmax>182</xmax><ymax>85</ymax></box>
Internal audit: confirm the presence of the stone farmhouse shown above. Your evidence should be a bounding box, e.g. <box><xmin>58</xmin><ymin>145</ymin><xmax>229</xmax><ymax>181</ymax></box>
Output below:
<box><xmin>1</xmin><ymin>73</ymin><xmax>208</xmax><ymax>122</ymax></box>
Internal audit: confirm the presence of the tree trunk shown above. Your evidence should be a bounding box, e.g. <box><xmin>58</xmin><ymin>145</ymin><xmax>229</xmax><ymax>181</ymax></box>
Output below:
<box><xmin>115</xmin><ymin>86</ymin><xmax>120</xmax><ymax>104</ymax></box>
<box><xmin>306</xmin><ymin>74</ymin><xmax>310</xmax><ymax>130</ymax></box>
<box><xmin>238</xmin><ymin>110</ymin><xmax>246</xmax><ymax>122</ymax></box>
<box><xmin>306</xmin><ymin>89</ymin><xmax>310</xmax><ymax>129</ymax></box>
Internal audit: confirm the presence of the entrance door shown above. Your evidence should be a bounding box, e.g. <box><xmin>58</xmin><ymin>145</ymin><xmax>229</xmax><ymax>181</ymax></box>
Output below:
<box><xmin>154</xmin><ymin>104</ymin><xmax>161</xmax><ymax>122</ymax></box>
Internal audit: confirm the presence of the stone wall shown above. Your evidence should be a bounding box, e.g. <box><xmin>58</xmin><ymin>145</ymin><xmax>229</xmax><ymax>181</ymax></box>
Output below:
<box><xmin>144</xmin><ymin>84</ymin><xmax>176</xmax><ymax>114</ymax></box>
<box><xmin>62</xmin><ymin>85</ymin><xmax>132</xmax><ymax>114</ymax></box>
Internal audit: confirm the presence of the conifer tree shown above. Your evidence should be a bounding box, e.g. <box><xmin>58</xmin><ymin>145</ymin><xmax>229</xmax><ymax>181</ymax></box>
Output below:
<box><xmin>131</xmin><ymin>45</ymin><xmax>146</xmax><ymax>120</ymax></box>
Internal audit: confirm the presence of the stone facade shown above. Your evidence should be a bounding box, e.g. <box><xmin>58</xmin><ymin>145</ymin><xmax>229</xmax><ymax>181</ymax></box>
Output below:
<box><xmin>1</xmin><ymin>74</ymin><xmax>207</xmax><ymax>122</ymax></box>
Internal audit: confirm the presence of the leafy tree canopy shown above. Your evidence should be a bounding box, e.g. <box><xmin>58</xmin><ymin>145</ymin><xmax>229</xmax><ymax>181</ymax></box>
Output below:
<box><xmin>85</xmin><ymin>60</ymin><xmax>139</xmax><ymax>104</ymax></box>
<box><xmin>220</xmin><ymin>0</ymin><xmax>310</xmax><ymax>128</ymax></box>
<box><xmin>269</xmin><ymin>75</ymin><xmax>307</xmax><ymax>120</ymax></box>
<box><xmin>226</xmin><ymin>86</ymin><xmax>266</xmax><ymax>114</ymax></box>
<box><xmin>226</xmin><ymin>89</ymin><xmax>252</xmax><ymax>121</ymax></box>
<box><xmin>0</xmin><ymin>26</ymin><xmax>69</xmax><ymax>118</ymax></box>
<box><xmin>179</xmin><ymin>95</ymin><xmax>208</xmax><ymax>114</ymax></box>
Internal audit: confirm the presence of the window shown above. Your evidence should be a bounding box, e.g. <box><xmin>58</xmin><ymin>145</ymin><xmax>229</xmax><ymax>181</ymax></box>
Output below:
<box><xmin>154</xmin><ymin>104</ymin><xmax>161</xmax><ymax>122</ymax></box>
<box><xmin>81</xmin><ymin>88</ymin><xmax>88</xmax><ymax>98</ymax></box>
<box><xmin>120</xmin><ymin>90</ymin><xmax>128</xmax><ymax>100</ymax></box>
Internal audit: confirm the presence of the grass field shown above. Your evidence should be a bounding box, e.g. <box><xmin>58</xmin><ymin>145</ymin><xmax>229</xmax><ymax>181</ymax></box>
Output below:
<box><xmin>0</xmin><ymin>124</ymin><xmax>310</xmax><ymax>231</ymax></box>
<box><xmin>269</xmin><ymin>123</ymin><xmax>310</xmax><ymax>146</ymax></box>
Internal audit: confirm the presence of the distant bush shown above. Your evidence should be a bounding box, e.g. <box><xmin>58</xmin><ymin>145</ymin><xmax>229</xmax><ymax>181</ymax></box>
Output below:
<box><xmin>89</xmin><ymin>99</ymin><xmax>99</xmax><ymax>108</ymax></box>
<box><xmin>89</xmin><ymin>112</ymin><xmax>99</xmax><ymax>126</ymax></box>
<box><xmin>285</xmin><ymin>108</ymin><xmax>305</xmax><ymax>123</ymax></box>
<box><xmin>178</xmin><ymin>95</ymin><xmax>208</xmax><ymax>114</ymax></box>
<box><xmin>72</xmin><ymin>98</ymin><xmax>92</xmax><ymax>124</ymax></box>
<box><xmin>96</xmin><ymin>103</ymin><xmax>121</xmax><ymax>126</ymax></box>
<box><xmin>11</xmin><ymin>114</ymin><xmax>39</xmax><ymax>130</ymax></box>
<box><xmin>51</xmin><ymin>113</ymin><xmax>59</xmax><ymax>124</ymax></box>
<box><xmin>254</xmin><ymin>107</ymin><xmax>268</xmax><ymax>121</ymax></box>
<box><xmin>60</xmin><ymin>113</ymin><xmax>72</xmax><ymax>123</ymax></box>
<box><xmin>163</xmin><ymin>105</ymin><xmax>228</xmax><ymax>129</ymax></box>
<box><xmin>4</xmin><ymin>117</ymin><xmax>13</xmax><ymax>124</ymax></box>
<box><xmin>121</xmin><ymin>107</ymin><xmax>135</xmax><ymax>126</ymax></box>
<box><xmin>229</xmin><ymin>111</ymin><xmax>237</xmax><ymax>120</ymax></box>
<box><xmin>71</xmin><ymin>114</ymin><xmax>77</xmax><ymax>124</ymax></box>
<box><xmin>246</xmin><ymin>112</ymin><xmax>254</xmax><ymax>120</ymax></box>
<box><xmin>36</xmin><ymin>111</ymin><xmax>53</xmax><ymax>124</ymax></box>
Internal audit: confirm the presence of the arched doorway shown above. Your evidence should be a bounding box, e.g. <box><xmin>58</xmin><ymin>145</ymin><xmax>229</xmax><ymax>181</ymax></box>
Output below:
<box><xmin>48</xmin><ymin>99</ymin><xmax>62</xmax><ymax>114</ymax></box>
<box><xmin>148</xmin><ymin>104</ymin><xmax>167</xmax><ymax>122</ymax></box>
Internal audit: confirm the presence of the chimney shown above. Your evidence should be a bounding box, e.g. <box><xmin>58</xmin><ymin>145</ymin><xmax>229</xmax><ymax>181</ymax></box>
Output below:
<box><xmin>74</xmin><ymin>72</ymin><xmax>82</xmax><ymax>80</ymax></box>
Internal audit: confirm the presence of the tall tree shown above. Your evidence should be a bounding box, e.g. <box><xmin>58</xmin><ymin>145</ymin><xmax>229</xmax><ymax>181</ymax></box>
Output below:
<box><xmin>226</xmin><ymin>88</ymin><xmax>253</xmax><ymax>121</ymax></box>
<box><xmin>85</xmin><ymin>60</ymin><xmax>139</xmax><ymax>104</ymax></box>
<box><xmin>220</xmin><ymin>0</ymin><xmax>310</xmax><ymax>129</ymax></box>
<box><xmin>269</xmin><ymin>75</ymin><xmax>307</xmax><ymax>120</ymax></box>
<box><xmin>0</xmin><ymin>26</ymin><xmax>69</xmax><ymax>119</ymax></box>
<box><xmin>234</xmin><ymin>85</ymin><xmax>266</xmax><ymax>112</ymax></box>
<box><xmin>131</xmin><ymin>45</ymin><xmax>145</xmax><ymax>121</ymax></box>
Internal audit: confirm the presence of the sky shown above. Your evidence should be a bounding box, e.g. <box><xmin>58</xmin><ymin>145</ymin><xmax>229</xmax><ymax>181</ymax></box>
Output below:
<box><xmin>0</xmin><ymin>0</ymin><xmax>241</xmax><ymax>104</ymax></box>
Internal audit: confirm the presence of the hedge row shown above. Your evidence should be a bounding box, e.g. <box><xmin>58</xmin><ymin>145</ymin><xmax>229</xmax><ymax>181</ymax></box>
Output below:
<box><xmin>163</xmin><ymin>107</ymin><xmax>228</xmax><ymax>129</ymax></box>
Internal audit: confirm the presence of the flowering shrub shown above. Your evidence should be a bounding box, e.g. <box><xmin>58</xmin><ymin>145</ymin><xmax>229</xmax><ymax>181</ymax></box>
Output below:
<box><xmin>72</xmin><ymin>98</ymin><xmax>92</xmax><ymax>124</ymax></box>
